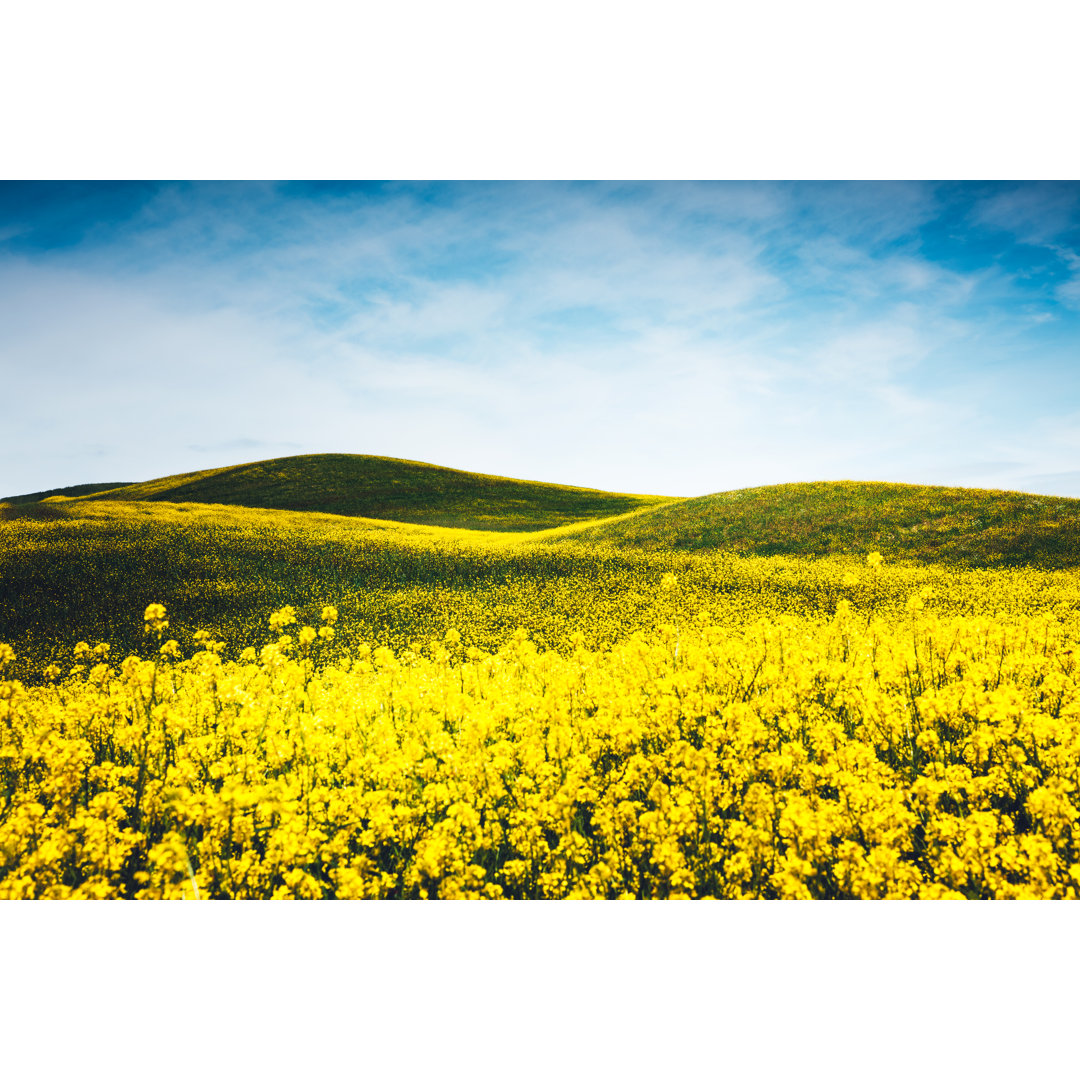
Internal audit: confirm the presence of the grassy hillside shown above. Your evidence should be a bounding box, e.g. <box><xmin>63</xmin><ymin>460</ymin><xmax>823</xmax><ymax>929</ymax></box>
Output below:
<box><xmin>15</xmin><ymin>462</ymin><xmax>1076</xmax><ymax>568</ymax></box>
<box><xmin>7</xmin><ymin>463</ymin><xmax>1080</xmax><ymax>682</ymax></box>
<box><xmin>3</xmin><ymin>496</ymin><xmax>1079</xmax><ymax>687</ymax></box>
<box><xmin>553</xmin><ymin>480</ymin><xmax>1080</xmax><ymax>569</ymax></box>
<box><xmin>62</xmin><ymin>453</ymin><xmax>676</xmax><ymax>531</ymax></box>
<box><xmin>0</xmin><ymin>499</ymin><xmax>667</xmax><ymax>679</ymax></box>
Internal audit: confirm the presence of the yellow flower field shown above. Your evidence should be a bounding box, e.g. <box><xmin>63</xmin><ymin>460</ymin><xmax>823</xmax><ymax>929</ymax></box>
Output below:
<box><xmin>4</xmin><ymin>557</ymin><xmax>1079</xmax><ymax>898</ymax></box>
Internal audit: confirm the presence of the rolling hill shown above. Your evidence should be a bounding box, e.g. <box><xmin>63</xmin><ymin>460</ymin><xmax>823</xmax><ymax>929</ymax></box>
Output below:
<box><xmin>549</xmin><ymin>480</ymin><xmax>1080</xmax><ymax>568</ymax></box>
<box><xmin>42</xmin><ymin>453</ymin><xmax>677</xmax><ymax>532</ymax></box>
<box><xmin>6</xmin><ymin>457</ymin><xmax>1080</xmax><ymax>567</ymax></box>
<box><xmin>5</xmin><ymin>461</ymin><xmax>1080</xmax><ymax>684</ymax></box>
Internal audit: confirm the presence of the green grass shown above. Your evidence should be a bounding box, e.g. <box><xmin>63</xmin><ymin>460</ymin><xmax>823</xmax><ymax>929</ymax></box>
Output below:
<box><xmin>0</xmin><ymin>500</ymin><xmax>683</xmax><ymax>680</ymax></box>
<box><xmin>59</xmin><ymin>453</ymin><xmax>677</xmax><ymax>531</ymax></box>
<box><xmin>20</xmin><ymin>460</ymin><xmax>1077</xmax><ymax>568</ymax></box>
<box><xmin>7</xmin><ymin>459</ymin><xmax>1080</xmax><ymax>683</ymax></box>
<box><xmin>4</xmin><ymin>491</ymin><xmax>1080</xmax><ymax>687</ymax></box>
<box><xmin>553</xmin><ymin>480</ymin><xmax>1080</xmax><ymax>569</ymax></box>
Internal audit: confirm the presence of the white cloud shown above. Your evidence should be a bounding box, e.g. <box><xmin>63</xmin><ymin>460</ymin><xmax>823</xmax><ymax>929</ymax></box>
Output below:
<box><xmin>1052</xmin><ymin>249</ymin><xmax>1080</xmax><ymax>309</ymax></box>
<box><xmin>3</xmin><ymin>183</ymin><xmax>1080</xmax><ymax>501</ymax></box>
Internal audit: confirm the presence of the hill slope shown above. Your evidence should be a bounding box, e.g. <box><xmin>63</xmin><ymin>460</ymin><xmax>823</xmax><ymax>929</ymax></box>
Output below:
<box><xmin>551</xmin><ymin>480</ymin><xmax>1080</xmax><ymax>568</ymax></box>
<box><xmin>65</xmin><ymin>453</ymin><xmax>677</xmax><ymax>532</ymax></box>
<box><xmin>5</xmin><ymin>496</ymin><xmax>1079</xmax><ymax>689</ymax></box>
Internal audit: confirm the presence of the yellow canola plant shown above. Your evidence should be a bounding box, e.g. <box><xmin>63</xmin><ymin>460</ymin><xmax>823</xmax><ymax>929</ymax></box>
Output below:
<box><xmin>3</xmin><ymin>586</ymin><xmax>1079</xmax><ymax>899</ymax></box>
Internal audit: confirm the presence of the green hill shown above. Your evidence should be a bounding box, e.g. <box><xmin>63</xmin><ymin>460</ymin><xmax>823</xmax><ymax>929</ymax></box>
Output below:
<box><xmin>550</xmin><ymin>480</ymin><xmax>1080</xmax><ymax>569</ymax></box>
<box><xmin>10</xmin><ymin>462</ymin><xmax>1079</xmax><ymax>567</ymax></box>
<box><xmin>65</xmin><ymin>453</ymin><xmax>677</xmax><ymax>532</ymax></box>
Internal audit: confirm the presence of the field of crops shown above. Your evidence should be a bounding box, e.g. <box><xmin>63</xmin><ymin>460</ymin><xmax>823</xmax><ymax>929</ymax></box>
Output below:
<box><xmin>3</xmin><ymin>481</ymin><xmax>1080</xmax><ymax>898</ymax></box>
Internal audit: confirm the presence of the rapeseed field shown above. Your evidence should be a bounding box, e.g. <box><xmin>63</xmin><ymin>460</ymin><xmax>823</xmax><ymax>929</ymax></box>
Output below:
<box><xmin>3</xmin><ymin>464</ymin><xmax>1080</xmax><ymax>898</ymax></box>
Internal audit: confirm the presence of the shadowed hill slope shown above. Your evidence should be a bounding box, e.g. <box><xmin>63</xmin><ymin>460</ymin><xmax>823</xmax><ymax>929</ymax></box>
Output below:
<box><xmin>549</xmin><ymin>480</ymin><xmax>1080</xmax><ymax>568</ymax></box>
<box><xmin>64</xmin><ymin>453</ymin><xmax>678</xmax><ymax>532</ymax></box>
<box><xmin>1</xmin><ymin>482</ymin><xmax>131</xmax><ymax>505</ymax></box>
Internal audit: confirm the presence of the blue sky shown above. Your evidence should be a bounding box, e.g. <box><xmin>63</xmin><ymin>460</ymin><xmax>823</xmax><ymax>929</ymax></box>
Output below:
<box><xmin>2</xmin><ymin>180</ymin><xmax>1079</xmax><ymax>498</ymax></box>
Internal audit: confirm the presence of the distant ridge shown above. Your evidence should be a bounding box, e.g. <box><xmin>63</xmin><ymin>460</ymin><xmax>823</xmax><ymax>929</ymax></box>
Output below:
<box><xmin>1</xmin><ymin>482</ymin><xmax>132</xmax><ymax>504</ymax></box>
<box><xmin>63</xmin><ymin>453</ymin><xmax>677</xmax><ymax>532</ymax></box>
<box><xmin>551</xmin><ymin>479</ymin><xmax>1080</xmax><ymax>569</ymax></box>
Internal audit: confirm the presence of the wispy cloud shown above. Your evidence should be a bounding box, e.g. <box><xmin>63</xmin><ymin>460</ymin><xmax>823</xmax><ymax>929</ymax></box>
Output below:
<box><xmin>187</xmin><ymin>438</ymin><xmax>303</xmax><ymax>455</ymax></box>
<box><xmin>1</xmin><ymin>182</ymin><xmax>1078</xmax><ymax>498</ymax></box>
<box><xmin>969</xmin><ymin>181</ymin><xmax>1080</xmax><ymax>312</ymax></box>
<box><xmin>971</xmin><ymin>181</ymin><xmax>1080</xmax><ymax>244</ymax></box>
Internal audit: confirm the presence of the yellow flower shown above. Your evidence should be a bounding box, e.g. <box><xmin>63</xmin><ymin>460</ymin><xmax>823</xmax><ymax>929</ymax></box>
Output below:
<box><xmin>268</xmin><ymin>605</ymin><xmax>297</xmax><ymax>632</ymax></box>
<box><xmin>144</xmin><ymin>603</ymin><xmax>168</xmax><ymax>635</ymax></box>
